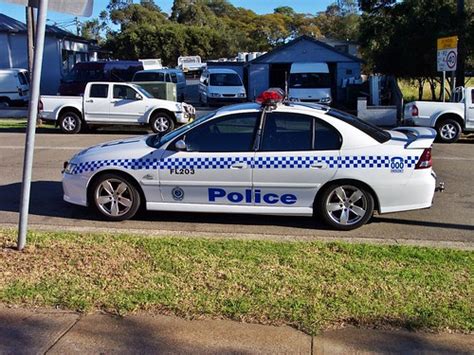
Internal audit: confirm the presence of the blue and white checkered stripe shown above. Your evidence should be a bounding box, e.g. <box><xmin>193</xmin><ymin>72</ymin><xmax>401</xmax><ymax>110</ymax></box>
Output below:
<box><xmin>72</xmin><ymin>155</ymin><xmax>419</xmax><ymax>174</ymax></box>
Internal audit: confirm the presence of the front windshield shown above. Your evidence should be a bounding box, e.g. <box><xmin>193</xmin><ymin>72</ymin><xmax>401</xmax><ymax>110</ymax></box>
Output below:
<box><xmin>132</xmin><ymin>84</ymin><xmax>154</xmax><ymax>99</ymax></box>
<box><xmin>147</xmin><ymin>111</ymin><xmax>217</xmax><ymax>148</ymax></box>
<box><xmin>289</xmin><ymin>73</ymin><xmax>331</xmax><ymax>89</ymax></box>
<box><xmin>210</xmin><ymin>73</ymin><xmax>242</xmax><ymax>86</ymax></box>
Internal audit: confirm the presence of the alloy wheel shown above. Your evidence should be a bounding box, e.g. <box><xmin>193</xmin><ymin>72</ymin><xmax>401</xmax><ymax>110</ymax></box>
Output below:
<box><xmin>325</xmin><ymin>185</ymin><xmax>368</xmax><ymax>226</ymax></box>
<box><xmin>94</xmin><ymin>178</ymin><xmax>134</xmax><ymax>217</ymax></box>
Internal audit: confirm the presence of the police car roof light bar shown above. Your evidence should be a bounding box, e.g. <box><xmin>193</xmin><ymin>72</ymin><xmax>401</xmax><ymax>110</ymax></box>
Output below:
<box><xmin>256</xmin><ymin>88</ymin><xmax>285</xmax><ymax>106</ymax></box>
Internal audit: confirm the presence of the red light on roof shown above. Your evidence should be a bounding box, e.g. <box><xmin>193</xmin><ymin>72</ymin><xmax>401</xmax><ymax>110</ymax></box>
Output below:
<box><xmin>256</xmin><ymin>88</ymin><xmax>284</xmax><ymax>105</ymax></box>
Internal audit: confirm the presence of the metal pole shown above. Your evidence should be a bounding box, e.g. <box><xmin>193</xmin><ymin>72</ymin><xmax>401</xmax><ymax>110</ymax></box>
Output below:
<box><xmin>441</xmin><ymin>71</ymin><xmax>446</xmax><ymax>102</ymax></box>
<box><xmin>456</xmin><ymin>0</ymin><xmax>465</xmax><ymax>87</ymax></box>
<box><xmin>450</xmin><ymin>70</ymin><xmax>456</xmax><ymax>102</ymax></box>
<box><xmin>17</xmin><ymin>0</ymin><xmax>49</xmax><ymax>251</ymax></box>
<box><xmin>26</xmin><ymin>6</ymin><xmax>35</xmax><ymax>81</ymax></box>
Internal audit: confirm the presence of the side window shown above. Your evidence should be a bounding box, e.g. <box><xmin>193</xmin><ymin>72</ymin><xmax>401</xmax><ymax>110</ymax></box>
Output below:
<box><xmin>113</xmin><ymin>85</ymin><xmax>137</xmax><ymax>100</ymax></box>
<box><xmin>170</xmin><ymin>73</ymin><xmax>178</xmax><ymax>83</ymax></box>
<box><xmin>182</xmin><ymin>113</ymin><xmax>259</xmax><ymax>152</ymax></box>
<box><xmin>261</xmin><ymin>113</ymin><xmax>313</xmax><ymax>151</ymax></box>
<box><xmin>17</xmin><ymin>72</ymin><xmax>27</xmax><ymax>85</ymax></box>
<box><xmin>314</xmin><ymin>120</ymin><xmax>342</xmax><ymax>150</ymax></box>
<box><xmin>89</xmin><ymin>84</ymin><xmax>109</xmax><ymax>98</ymax></box>
<box><xmin>156</xmin><ymin>72</ymin><xmax>165</xmax><ymax>81</ymax></box>
<box><xmin>471</xmin><ymin>89</ymin><xmax>474</xmax><ymax>104</ymax></box>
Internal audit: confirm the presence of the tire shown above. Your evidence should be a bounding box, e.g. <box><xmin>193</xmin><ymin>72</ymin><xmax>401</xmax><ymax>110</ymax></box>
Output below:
<box><xmin>436</xmin><ymin>118</ymin><xmax>461</xmax><ymax>143</ymax></box>
<box><xmin>150</xmin><ymin>112</ymin><xmax>174</xmax><ymax>134</ymax></box>
<box><xmin>0</xmin><ymin>98</ymin><xmax>10</xmax><ymax>108</ymax></box>
<box><xmin>316</xmin><ymin>183</ymin><xmax>374</xmax><ymax>230</ymax></box>
<box><xmin>59</xmin><ymin>111</ymin><xmax>82</xmax><ymax>134</ymax></box>
<box><xmin>90</xmin><ymin>173</ymin><xmax>141</xmax><ymax>221</ymax></box>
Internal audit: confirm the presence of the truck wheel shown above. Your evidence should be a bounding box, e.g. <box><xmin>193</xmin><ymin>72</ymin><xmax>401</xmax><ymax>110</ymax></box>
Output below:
<box><xmin>90</xmin><ymin>173</ymin><xmax>141</xmax><ymax>221</ymax></box>
<box><xmin>59</xmin><ymin>111</ymin><xmax>82</xmax><ymax>134</ymax></box>
<box><xmin>436</xmin><ymin>118</ymin><xmax>461</xmax><ymax>143</ymax></box>
<box><xmin>316</xmin><ymin>183</ymin><xmax>374</xmax><ymax>231</ymax></box>
<box><xmin>150</xmin><ymin>112</ymin><xmax>174</xmax><ymax>134</ymax></box>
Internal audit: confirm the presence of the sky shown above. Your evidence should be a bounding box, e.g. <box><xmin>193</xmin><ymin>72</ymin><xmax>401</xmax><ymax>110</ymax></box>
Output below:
<box><xmin>0</xmin><ymin>0</ymin><xmax>334</xmax><ymax>32</ymax></box>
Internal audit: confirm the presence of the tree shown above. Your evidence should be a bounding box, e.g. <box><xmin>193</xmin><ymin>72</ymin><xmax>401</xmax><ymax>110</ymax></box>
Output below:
<box><xmin>358</xmin><ymin>0</ymin><xmax>472</xmax><ymax>100</ymax></box>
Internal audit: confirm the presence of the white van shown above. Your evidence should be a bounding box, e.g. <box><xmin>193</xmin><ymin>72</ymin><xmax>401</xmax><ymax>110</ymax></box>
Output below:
<box><xmin>0</xmin><ymin>68</ymin><xmax>30</xmax><ymax>107</ymax></box>
<box><xmin>199</xmin><ymin>68</ymin><xmax>246</xmax><ymax>106</ymax></box>
<box><xmin>288</xmin><ymin>63</ymin><xmax>332</xmax><ymax>104</ymax></box>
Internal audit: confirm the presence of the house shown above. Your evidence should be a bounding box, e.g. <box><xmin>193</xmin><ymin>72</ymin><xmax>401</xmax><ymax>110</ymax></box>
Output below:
<box><xmin>0</xmin><ymin>13</ymin><xmax>96</xmax><ymax>94</ymax></box>
<box><xmin>246</xmin><ymin>35</ymin><xmax>363</xmax><ymax>103</ymax></box>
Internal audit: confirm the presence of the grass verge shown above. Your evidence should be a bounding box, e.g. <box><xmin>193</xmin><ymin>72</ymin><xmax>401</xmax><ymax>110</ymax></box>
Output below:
<box><xmin>1</xmin><ymin>229</ymin><xmax>472</xmax><ymax>334</ymax></box>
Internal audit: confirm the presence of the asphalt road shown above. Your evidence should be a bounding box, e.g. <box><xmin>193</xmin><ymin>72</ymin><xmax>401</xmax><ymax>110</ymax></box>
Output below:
<box><xmin>0</xmin><ymin>131</ymin><xmax>473</xmax><ymax>246</ymax></box>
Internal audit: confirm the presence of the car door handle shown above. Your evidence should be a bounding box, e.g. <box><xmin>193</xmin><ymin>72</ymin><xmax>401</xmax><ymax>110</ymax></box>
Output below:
<box><xmin>231</xmin><ymin>163</ymin><xmax>247</xmax><ymax>169</ymax></box>
<box><xmin>311</xmin><ymin>163</ymin><xmax>328</xmax><ymax>169</ymax></box>
<box><xmin>85</xmin><ymin>99</ymin><xmax>94</xmax><ymax>103</ymax></box>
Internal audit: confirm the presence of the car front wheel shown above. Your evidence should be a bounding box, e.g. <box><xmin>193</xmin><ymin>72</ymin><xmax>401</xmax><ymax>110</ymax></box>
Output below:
<box><xmin>317</xmin><ymin>183</ymin><xmax>374</xmax><ymax>230</ymax></box>
<box><xmin>90</xmin><ymin>173</ymin><xmax>141</xmax><ymax>221</ymax></box>
<box><xmin>150</xmin><ymin>112</ymin><xmax>175</xmax><ymax>134</ymax></box>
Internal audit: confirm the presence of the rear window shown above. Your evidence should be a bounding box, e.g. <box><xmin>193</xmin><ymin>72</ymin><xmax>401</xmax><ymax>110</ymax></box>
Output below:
<box><xmin>326</xmin><ymin>108</ymin><xmax>391</xmax><ymax>143</ymax></box>
<box><xmin>133</xmin><ymin>72</ymin><xmax>165</xmax><ymax>82</ymax></box>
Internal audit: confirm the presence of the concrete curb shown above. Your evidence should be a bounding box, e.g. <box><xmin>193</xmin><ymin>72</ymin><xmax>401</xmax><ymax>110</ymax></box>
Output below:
<box><xmin>0</xmin><ymin>307</ymin><xmax>472</xmax><ymax>354</ymax></box>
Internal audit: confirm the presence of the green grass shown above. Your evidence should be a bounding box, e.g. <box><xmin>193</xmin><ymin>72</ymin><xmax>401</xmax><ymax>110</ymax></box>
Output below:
<box><xmin>0</xmin><ymin>119</ymin><xmax>27</xmax><ymax>129</ymax></box>
<box><xmin>0</xmin><ymin>229</ymin><xmax>472</xmax><ymax>334</ymax></box>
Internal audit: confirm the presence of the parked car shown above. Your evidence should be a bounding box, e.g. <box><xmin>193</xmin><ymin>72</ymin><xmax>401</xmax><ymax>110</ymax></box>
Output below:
<box><xmin>62</xmin><ymin>89</ymin><xmax>442</xmax><ymax>230</ymax></box>
<box><xmin>132</xmin><ymin>69</ymin><xmax>186</xmax><ymax>101</ymax></box>
<box><xmin>0</xmin><ymin>68</ymin><xmax>29</xmax><ymax>107</ymax></box>
<box><xmin>288</xmin><ymin>63</ymin><xmax>332</xmax><ymax>104</ymax></box>
<box><xmin>404</xmin><ymin>86</ymin><xmax>474</xmax><ymax>143</ymax></box>
<box><xmin>40</xmin><ymin>82</ymin><xmax>195</xmax><ymax>134</ymax></box>
<box><xmin>177</xmin><ymin>56</ymin><xmax>206</xmax><ymax>74</ymax></box>
<box><xmin>199</xmin><ymin>68</ymin><xmax>246</xmax><ymax>106</ymax></box>
<box><xmin>58</xmin><ymin>61</ymin><xmax>144</xmax><ymax>96</ymax></box>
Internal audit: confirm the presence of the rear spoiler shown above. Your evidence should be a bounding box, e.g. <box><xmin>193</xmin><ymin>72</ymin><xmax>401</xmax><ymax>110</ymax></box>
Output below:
<box><xmin>392</xmin><ymin>127</ymin><xmax>437</xmax><ymax>149</ymax></box>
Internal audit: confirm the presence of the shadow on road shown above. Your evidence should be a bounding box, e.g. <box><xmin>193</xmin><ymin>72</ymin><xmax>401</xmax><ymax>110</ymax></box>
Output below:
<box><xmin>1</xmin><ymin>181</ymin><xmax>473</xmax><ymax>232</ymax></box>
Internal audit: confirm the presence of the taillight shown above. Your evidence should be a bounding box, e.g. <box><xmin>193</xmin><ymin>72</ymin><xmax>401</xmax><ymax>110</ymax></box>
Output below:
<box><xmin>415</xmin><ymin>148</ymin><xmax>432</xmax><ymax>169</ymax></box>
<box><xmin>38</xmin><ymin>100</ymin><xmax>43</xmax><ymax>111</ymax></box>
<box><xmin>411</xmin><ymin>104</ymin><xmax>419</xmax><ymax>117</ymax></box>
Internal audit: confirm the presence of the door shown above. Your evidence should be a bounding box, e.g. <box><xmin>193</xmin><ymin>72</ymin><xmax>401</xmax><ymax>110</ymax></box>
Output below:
<box><xmin>84</xmin><ymin>83</ymin><xmax>110</xmax><ymax>122</ymax></box>
<box><xmin>158</xmin><ymin>112</ymin><xmax>260</xmax><ymax>205</ymax></box>
<box><xmin>253</xmin><ymin>112</ymin><xmax>341</xmax><ymax>209</ymax></box>
<box><xmin>466</xmin><ymin>89</ymin><xmax>474</xmax><ymax>128</ymax></box>
<box><xmin>109</xmin><ymin>84</ymin><xmax>146</xmax><ymax>123</ymax></box>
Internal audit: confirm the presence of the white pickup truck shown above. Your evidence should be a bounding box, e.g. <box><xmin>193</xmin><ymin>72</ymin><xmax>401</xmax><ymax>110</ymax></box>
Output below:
<box><xmin>404</xmin><ymin>86</ymin><xmax>474</xmax><ymax>143</ymax></box>
<box><xmin>39</xmin><ymin>82</ymin><xmax>195</xmax><ymax>134</ymax></box>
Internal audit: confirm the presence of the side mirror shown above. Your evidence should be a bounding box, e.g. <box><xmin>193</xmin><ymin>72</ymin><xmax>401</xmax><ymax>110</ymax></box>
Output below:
<box><xmin>203</xmin><ymin>79</ymin><xmax>208</xmax><ymax>86</ymax></box>
<box><xmin>135</xmin><ymin>93</ymin><xmax>143</xmax><ymax>100</ymax></box>
<box><xmin>175</xmin><ymin>140</ymin><xmax>187</xmax><ymax>151</ymax></box>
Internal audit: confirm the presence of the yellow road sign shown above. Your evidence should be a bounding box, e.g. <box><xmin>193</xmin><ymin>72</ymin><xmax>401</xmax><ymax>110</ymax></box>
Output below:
<box><xmin>437</xmin><ymin>36</ymin><xmax>458</xmax><ymax>50</ymax></box>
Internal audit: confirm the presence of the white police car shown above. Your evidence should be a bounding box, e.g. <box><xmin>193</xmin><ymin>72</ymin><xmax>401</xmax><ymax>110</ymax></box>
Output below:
<box><xmin>62</xmin><ymin>89</ymin><xmax>442</xmax><ymax>230</ymax></box>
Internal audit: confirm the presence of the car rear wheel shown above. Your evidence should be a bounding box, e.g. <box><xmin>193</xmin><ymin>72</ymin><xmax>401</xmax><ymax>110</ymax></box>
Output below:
<box><xmin>150</xmin><ymin>112</ymin><xmax>174</xmax><ymax>134</ymax></box>
<box><xmin>90</xmin><ymin>173</ymin><xmax>141</xmax><ymax>221</ymax></box>
<box><xmin>317</xmin><ymin>183</ymin><xmax>374</xmax><ymax>230</ymax></box>
<box><xmin>59</xmin><ymin>111</ymin><xmax>82</xmax><ymax>134</ymax></box>
<box><xmin>436</xmin><ymin>118</ymin><xmax>461</xmax><ymax>143</ymax></box>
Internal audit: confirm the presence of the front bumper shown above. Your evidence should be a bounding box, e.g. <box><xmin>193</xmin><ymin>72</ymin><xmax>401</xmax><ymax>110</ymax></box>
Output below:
<box><xmin>62</xmin><ymin>171</ymin><xmax>89</xmax><ymax>207</ymax></box>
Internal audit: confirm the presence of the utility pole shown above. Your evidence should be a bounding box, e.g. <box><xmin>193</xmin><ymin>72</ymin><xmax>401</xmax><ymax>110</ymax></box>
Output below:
<box><xmin>456</xmin><ymin>0</ymin><xmax>465</xmax><ymax>87</ymax></box>
<box><xmin>25</xmin><ymin>5</ymin><xmax>35</xmax><ymax>81</ymax></box>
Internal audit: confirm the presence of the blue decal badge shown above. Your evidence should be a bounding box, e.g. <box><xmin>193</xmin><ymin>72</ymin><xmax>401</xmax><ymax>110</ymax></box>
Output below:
<box><xmin>172</xmin><ymin>187</ymin><xmax>184</xmax><ymax>201</ymax></box>
<box><xmin>390</xmin><ymin>157</ymin><xmax>404</xmax><ymax>173</ymax></box>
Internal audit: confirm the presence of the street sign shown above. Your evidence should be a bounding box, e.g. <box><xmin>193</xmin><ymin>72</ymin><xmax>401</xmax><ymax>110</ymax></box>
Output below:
<box><xmin>437</xmin><ymin>36</ymin><xmax>458</xmax><ymax>72</ymax></box>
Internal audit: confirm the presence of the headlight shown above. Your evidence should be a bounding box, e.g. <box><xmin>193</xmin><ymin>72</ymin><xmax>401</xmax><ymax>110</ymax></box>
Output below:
<box><xmin>63</xmin><ymin>162</ymin><xmax>77</xmax><ymax>174</ymax></box>
<box><xmin>209</xmin><ymin>93</ymin><xmax>221</xmax><ymax>98</ymax></box>
<box><xmin>238</xmin><ymin>93</ymin><xmax>246</xmax><ymax>98</ymax></box>
<box><xmin>320</xmin><ymin>97</ymin><xmax>331</xmax><ymax>104</ymax></box>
